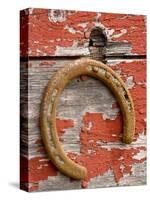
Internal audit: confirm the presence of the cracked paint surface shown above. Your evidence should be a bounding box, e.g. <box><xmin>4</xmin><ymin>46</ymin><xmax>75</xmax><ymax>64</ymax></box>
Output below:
<box><xmin>67</xmin><ymin>112</ymin><xmax>146</xmax><ymax>187</ymax></box>
<box><xmin>111</xmin><ymin>61</ymin><xmax>146</xmax><ymax>139</ymax></box>
<box><xmin>20</xmin><ymin>59</ymin><xmax>146</xmax><ymax>191</ymax></box>
<box><xmin>20</xmin><ymin>8</ymin><xmax>146</xmax><ymax>192</ymax></box>
<box><xmin>20</xmin><ymin>8</ymin><xmax>146</xmax><ymax>57</ymax></box>
<box><xmin>99</xmin><ymin>14</ymin><xmax>146</xmax><ymax>54</ymax></box>
<box><xmin>20</xmin><ymin>109</ymin><xmax>146</xmax><ymax>190</ymax></box>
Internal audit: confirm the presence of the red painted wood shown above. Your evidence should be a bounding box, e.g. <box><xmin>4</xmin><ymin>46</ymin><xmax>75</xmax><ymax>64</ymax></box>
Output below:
<box><xmin>20</xmin><ymin>59</ymin><xmax>146</xmax><ymax>191</ymax></box>
<box><xmin>20</xmin><ymin>8</ymin><xmax>146</xmax><ymax>57</ymax></box>
<box><xmin>20</xmin><ymin>8</ymin><xmax>146</xmax><ymax>192</ymax></box>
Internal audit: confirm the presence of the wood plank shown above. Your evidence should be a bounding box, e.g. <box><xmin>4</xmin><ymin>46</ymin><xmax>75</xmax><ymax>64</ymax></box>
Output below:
<box><xmin>20</xmin><ymin>8</ymin><xmax>146</xmax><ymax>57</ymax></box>
<box><xmin>20</xmin><ymin>58</ymin><xmax>146</xmax><ymax>191</ymax></box>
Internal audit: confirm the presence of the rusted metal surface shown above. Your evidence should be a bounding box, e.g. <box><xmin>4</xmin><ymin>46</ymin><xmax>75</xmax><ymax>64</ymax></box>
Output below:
<box><xmin>20</xmin><ymin>8</ymin><xmax>146</xmax><ymax>192</ymax></box>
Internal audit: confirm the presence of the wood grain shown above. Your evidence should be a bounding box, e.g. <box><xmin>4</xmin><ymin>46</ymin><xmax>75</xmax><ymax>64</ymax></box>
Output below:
<box><xmin>20</xmin><ymin>8</ymin><xmax>146</xmax><ymax>57</ymax></box>
<box><xmin>20</xmin><ymin>58</ymin><xmax>146</xmax><ymax>191</ymax></box>
<box><xmin>20</xmin><ymin>8</ymin><xmax>146</xmax><ymax>192</ymax></box>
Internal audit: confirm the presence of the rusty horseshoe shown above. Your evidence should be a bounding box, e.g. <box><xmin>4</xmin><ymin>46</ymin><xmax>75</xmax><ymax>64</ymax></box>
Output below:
<box><xmin>40</xmin><ymin>58</ymin><xmax>135</xmax><ymax>180</ymax></box>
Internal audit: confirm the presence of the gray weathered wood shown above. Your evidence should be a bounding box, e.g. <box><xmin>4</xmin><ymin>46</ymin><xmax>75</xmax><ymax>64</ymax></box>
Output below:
<box><xmin>20</xmin><ymin>58</ymin><xmax>146</xmax><ymax>191</ymax></box>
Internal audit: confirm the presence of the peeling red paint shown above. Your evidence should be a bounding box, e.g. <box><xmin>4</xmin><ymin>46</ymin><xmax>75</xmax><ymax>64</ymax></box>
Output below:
<box><xmin>131</xmin><ymin>85</ymin><xmax>146</xmax><ymax>137</ymax></box>
<box><xmin>21</xmin><ymin>118</ymin><xmax>74</xmax><ymax>183</ymax></box>
<box><xmin>26</xmin><ymin>10</ymin><xmax>85</xmax><ymax>56</ymax></box>
<box><xmin>80</xmin><ymin>112</ymin><xmax>123</xmax><ymax>143</ymax></box>
<box><xmin>21</xmin><ymin>58</ymin><xmax>146</xmax><ymax>191</ymax></box>
<box><xmin>56</xmin><ymin>118</ymin><xmax>74</xmax><ymax>138</ymax></box>
<box><xmin>100</xmin><ymin>14</ymin><xmax>146</xmax><ymax>54</ymax></box>
<box><xmin>20</xmin><ymin>9</ymin><xmax>146</xmax><ymax>57</ymax></box>
<box><xmin>112</xmin><ymin>60</ymin><xmax>146</xmax><ymax>84</ymax></box>
<box><xmin>20</xmin><ymin>8</ymin><xmax>146</xmax><ymax>192</ymax></box>
<box><xmin>22</xmin><ymin>119</ymin><xmax>73</xmax><ymax>185</ymax></box>
<box><xmin>111</xmin><ymin>60</ymin><xmax>146</xmax><ymax>138</ymax></box>
<box><xmin>28</xmin><ymin>157</ymin><xmax>57</xmax><ymax>183</ymax></box>
<box><xmin>68</xmin><ymin>146</ymin><xmax>146</xmax><ymax>187</ymax></box>
<box><xmin>67</xmin><ymin>110</ymin><xmax>146</xmax><ymax>187</ymax></box>
<box><xmin>67</xmin><ymin>12</ymin><xmax>97</xmax><ymax>24</ymax></box>
<box><xmin>22</xmin><ymin>118</ymin><xmax>75</xmax><ymax>191</ymax></box>
<box><xmin>26</xmin><ymin>58</ymin><xmax>146</xmax><ymax>190</ymax></box>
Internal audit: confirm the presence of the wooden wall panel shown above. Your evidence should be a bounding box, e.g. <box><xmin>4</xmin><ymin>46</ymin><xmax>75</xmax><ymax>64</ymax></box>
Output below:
<box><xmin>20</xmin><ymin>8</ymin><xmax>146</xmax><ymax>57</ymax></box>
<box><xmin>20</xmin><ymin>59</ymin><xmax>146</xmax><ymax>191</ymax></box>
<box><xmin>20</xmin><ymin>8</ymin><xmax>146</xmax><ymax>192</ymax></box>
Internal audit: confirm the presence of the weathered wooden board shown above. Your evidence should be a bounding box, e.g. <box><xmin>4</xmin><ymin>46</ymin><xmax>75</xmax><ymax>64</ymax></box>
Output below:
<box><xmin>20</xmin><ymin>8</ymin><xmax>146</xmax><ymax>57</ymax></box>
<box><xmin>20</xmin><ymin>8</ymin><xmax>146</xmax><ymax>192</ymax></box>
<box><xmin>20</xmin><ymin>58</ymin><xmax>146</xmax><ymax>192</ymax></box>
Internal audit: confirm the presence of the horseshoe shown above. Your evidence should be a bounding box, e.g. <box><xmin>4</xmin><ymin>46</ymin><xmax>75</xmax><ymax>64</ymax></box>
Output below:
<box><xmin>40</xmin><ymin>58</ymin><xmax>135</xmax><ymax>180</ymax></box>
